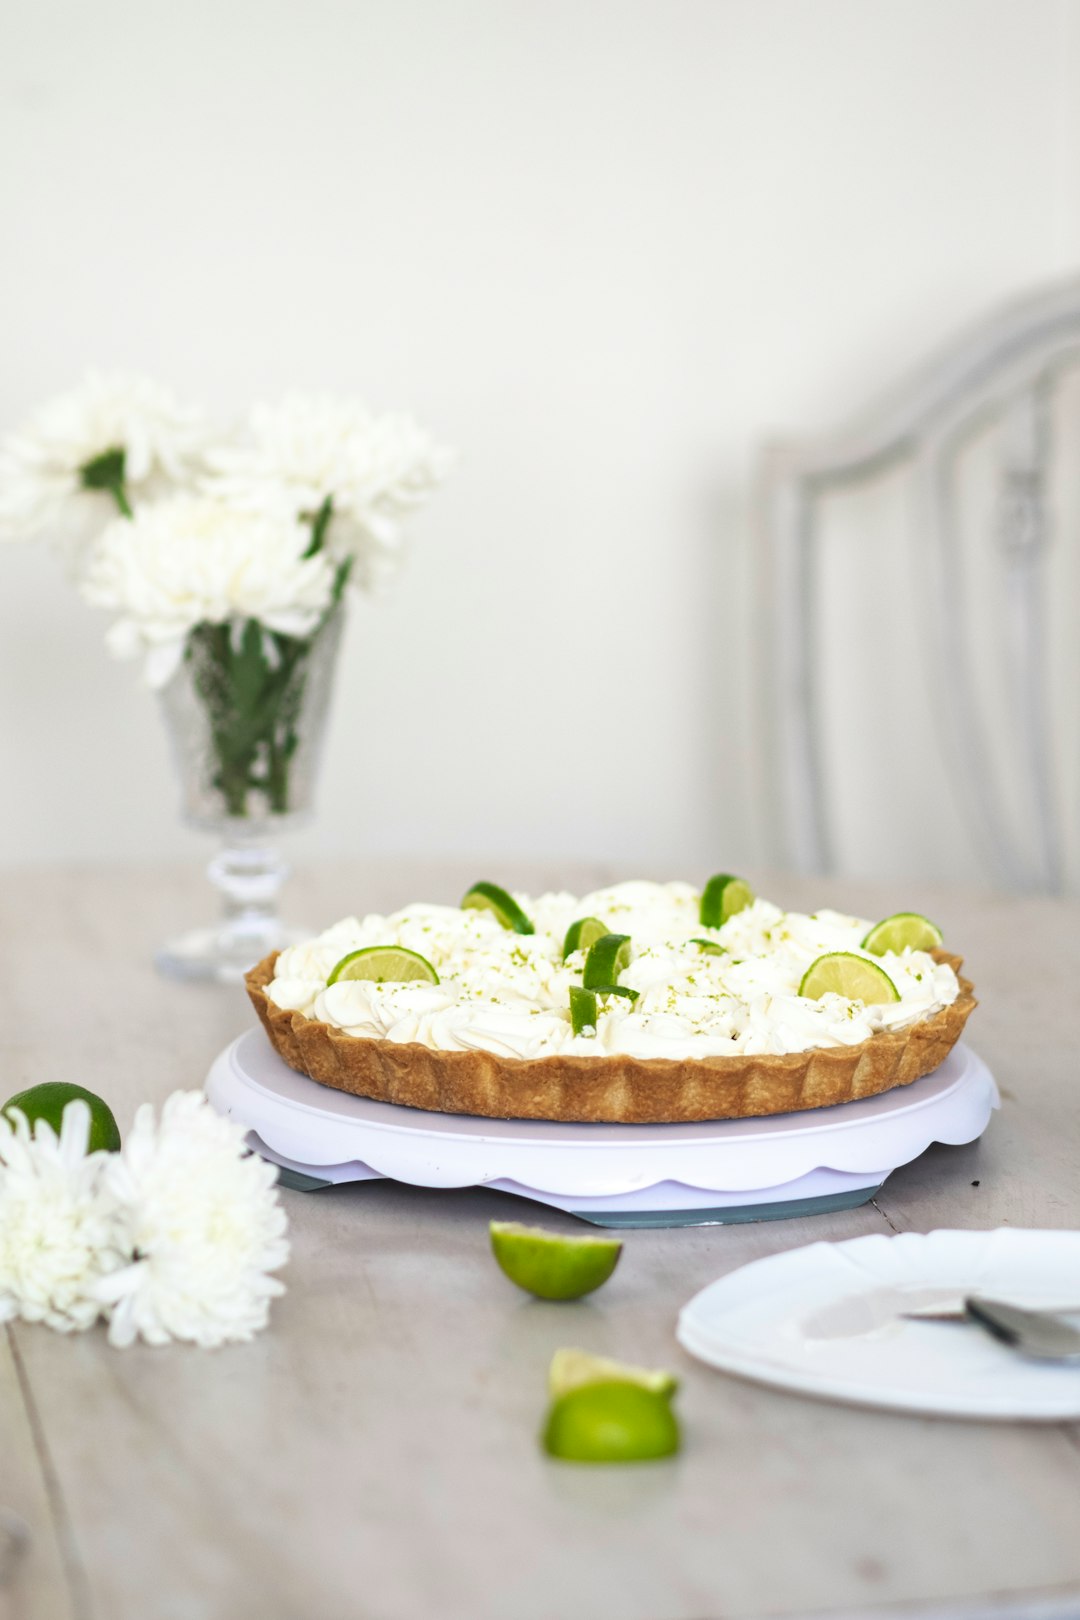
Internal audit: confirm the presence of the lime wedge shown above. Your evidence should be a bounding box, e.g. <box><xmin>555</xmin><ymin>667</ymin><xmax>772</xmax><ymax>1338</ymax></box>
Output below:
<box><xmin>861</xmin><ymin>913</ymin><xmax>944</xmax><ymax>955</ymax></box>
<box><xmin>799</xmin><ymin>952</ymin><xmax>900</xmax><ymax>1004</ymax></box>
<box><xmin>327</xmin><ymin>945</ymin><xmax>439</xmax><ymax>986</ymax></box>
<box><xmin>542</xmin><ymin>1381</ymin><xmax>681</xmax><ymax>1463</ymax></box>
<box><xmin>461</xmin><ymin>882</ymin><xmax>535</xmax><ymax>935</ymax></box>
<box><xmin>489</xmin><ymin>1221</ymin><xmax>622</xmax><ymax>1300</ymax></box>
<box><xmin>569</xmin><ymin>986</ymin><xmax>598</xmax><ymax>1036</ymax></box>
<box><xmin>2</xmin><ymin>1082</ymin><xmax>121</xmax><ymax>1153</ymax></box>
<box><xmin>583</xmin><ymin>933</ymin><xmax>631</xmax><ymax>989</ymax></box>
<box><xmin>562</xmin><ymin>916</ymin><xmax>608</xmax><ymax>960</ymax></box>
<box><xmin>549</xmin><ymin>1348</ymin><xmax>679</xmax><ymax>1400</ymax></box>
<box><xmin>699</xmin><ymin>873</ymin><xmax>754</xmax><ymax>929</ymax></box>
<box><xmin>569</xmin><ymin>984</ymin><xmax>637</xmax><ymax>1032</ymax></box>
<box><xmin>689</xmin><ymin>936</ymin><xmax>726</xmax><ymax>956</ymax></box>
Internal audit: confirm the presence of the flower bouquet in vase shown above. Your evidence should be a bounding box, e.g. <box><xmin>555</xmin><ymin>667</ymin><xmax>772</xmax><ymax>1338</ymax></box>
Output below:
<box><xmin>0</xmin><ymin>381</ymin><xmax>452</xmax><ymax>981</ymax></box>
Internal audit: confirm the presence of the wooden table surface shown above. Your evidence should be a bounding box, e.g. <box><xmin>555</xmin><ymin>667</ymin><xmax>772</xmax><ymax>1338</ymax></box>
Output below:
<box><xmin>2</xmin><ymin>859</ymin><xmax>1079</xmax><ymax>1620</ymax></box>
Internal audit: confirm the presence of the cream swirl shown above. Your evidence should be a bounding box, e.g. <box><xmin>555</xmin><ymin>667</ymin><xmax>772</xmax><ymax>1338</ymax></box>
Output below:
<box><xmin>266</xmin><ymin>883</ymin><xmax>960</xmax><ymax>1062</ymax></box>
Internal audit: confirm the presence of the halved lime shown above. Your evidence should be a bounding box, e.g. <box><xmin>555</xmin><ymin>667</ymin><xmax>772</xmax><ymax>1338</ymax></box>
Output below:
<box><xmin>2</xmin><ymin>1081</ymin><xmax>121</xmax><ymax>1153</ymax></box>
<box><xmin>489</xmin><ymin>1220</ymin><xmax>622</xmax><ymax>1300</ymax></box>
<box><xmin>562</xmin><ymin>916</ymin><xmax>608</xmax><ymax>960</ymax></box>
<box><xmin>549</xmin><ymin>1348</ymin><xmax>679</xmax><ymax>1400</ymax></box>
<box><xmin>861</xmin><ymin>913</ymin><xmax>944</xmax><ymax>956</ymax></box>
<box><xmin>327</xmin><ymin>945</ymin><xmax>439</xmax><ymax>986</ymax></box>
<box><xmin>699</xmin><ymin>873</ymin><xmax>754</xmax><ymax>929</ymax></box>
<box><xmin>583</xmin><ymin>933</ymin><xmax>632</xmax><ymax>989</ymax></box>
<box><xmin>569</xmin><ymin>986</ymin><xmax>598</xmax><ymax>1036</ymax></box>
<box><xmin>799</xmin><ymin>952</ymin><xmax>900</xmax><ymax>1004</ymax></box>
<box><xmin>461</xmin><ymin>881</ymin><xmax>535</xmax><ymax>935</ymax></box>
<box><xmin>542</xmin><ymin>1381</ymin><xmax>681</xmax><ymax>1463</ymax></box>
<box><xmin>689</xmin><ymin>936</ymin><xmax>726</xmax><ymax>956</ymax></box>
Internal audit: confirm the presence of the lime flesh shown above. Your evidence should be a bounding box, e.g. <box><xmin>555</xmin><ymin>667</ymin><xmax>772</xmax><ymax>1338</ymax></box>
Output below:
<box><xmin>2</xmin><ymin>1082</ymin><xmax>121</xmax><ymax>1152</ymax></box>
<box><xmin>542</xmin><ymin>1381</ymin><xmax>681</xmax><ymax>1463</ymax></box>
<box><xmin>489</xmin><ymin>1221</ymin><xmax>622</xmax><ymax>1300</ymax></box>
<box><xmin>699</xmin><ymin>873</ymin><xmax>754</xmax><ymax>929</ymax></box>
<box><xmin>549</xmin><ymin>1348</ymin><xmax>679</xmax><ymax>1400</ymax></box>
<box><xmin>689</xmin><ymin>936</ymin><xmax>726</xmax><ymax>955</ymax></box>
<box><xmin>799</xmin><ymin>951</ymin><xmax>900</xmax><ymax>1004</ymax></box>
<box><xmin>582</xmin><ymin>933</ymin><xmax>632</xmax><ymax>990</ymax></box>
<box><xmin>327</xmin><ymin>946</ymin><xmax>439</xmax><ymax>986</ymax></box>
<box><xmin>861</xmin><ymin>913</ymin><xmax>944</xmax><ymax>955</ymax></box>
<box><xmin>461</xmin><ymin>882</ymin><xmax>535</xmax><ymax>935</ymax></box>
<box><xmin>562</xmin><ymin>916</ymin><xmax>609</xmax><ymax>960</ymax></box>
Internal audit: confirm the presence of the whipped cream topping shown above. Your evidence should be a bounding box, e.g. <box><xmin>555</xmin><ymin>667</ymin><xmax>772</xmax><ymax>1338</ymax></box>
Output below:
<box><xmin>266</xmin><ymin>881</ymin><xmax>960</xmax><ymax>1064</ymax></box>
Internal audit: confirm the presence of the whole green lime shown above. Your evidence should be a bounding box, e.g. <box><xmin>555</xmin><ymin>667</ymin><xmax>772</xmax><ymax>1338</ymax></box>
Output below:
<box><xmin>2</xmin><ymin>1082</ymin><xmax>121</xmax><ymax>1152</ymax></box>
<box><xmin>542</xmin><ymin>1380</ymin><xmax>681</xmax><ymax>1463</ymax></box>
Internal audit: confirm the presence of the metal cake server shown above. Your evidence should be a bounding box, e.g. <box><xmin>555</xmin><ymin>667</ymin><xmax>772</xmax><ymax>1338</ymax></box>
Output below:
<box><xmin>903</xmin><ymin>1297</ymin><xmax>1080</xmax><ymax>1361</ymax></box>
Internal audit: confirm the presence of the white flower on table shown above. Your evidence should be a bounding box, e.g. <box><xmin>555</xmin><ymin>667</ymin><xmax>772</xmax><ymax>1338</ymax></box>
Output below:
<box><xmin>96</xmin><ymin>1091</ymin><xmax>289</xmax><ymax>1350</ymax></box>
<box><xmin>81</xmin><ymin>492</ymin><xmax>336</xmax><ymax>687</ymax></box>
<box><xmin>0</xmin><ymin>1102</ymin><xmax>123</xmax><ymax>1333</ymax></box>
<box><xmin>203</xmin><ymin>394</ymin><xmax>454</xmax><ymax>588</ymax></box>
<box><xmin>0</xmin><ymin>371</ymin><xmax>206</xmax><ymax>541</ymax></box>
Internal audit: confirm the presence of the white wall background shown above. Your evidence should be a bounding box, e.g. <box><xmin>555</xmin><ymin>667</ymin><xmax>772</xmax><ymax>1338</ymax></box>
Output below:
<box><xmin>1</xmin><ymin>0</ymin><xmax>1078</xmax><ymax>882</ymax></box>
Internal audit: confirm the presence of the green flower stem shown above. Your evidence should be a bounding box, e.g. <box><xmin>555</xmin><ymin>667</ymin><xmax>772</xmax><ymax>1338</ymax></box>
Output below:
<box><xmin>186</xmin><ymin>614</ymin><xmax>335</xmax><ymax>819</ymax></box>
<box><xmin>181</xmin><ymin>496</ymin><xmax>347</xmax><ymax>819</ymax></box>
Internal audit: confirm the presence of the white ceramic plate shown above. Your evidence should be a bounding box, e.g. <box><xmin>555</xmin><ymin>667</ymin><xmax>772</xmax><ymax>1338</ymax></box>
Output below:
<box><xmin>677</xmin><ymin>1229</ymin><xmax>1080</xmax><ymax>1420</ymax></box>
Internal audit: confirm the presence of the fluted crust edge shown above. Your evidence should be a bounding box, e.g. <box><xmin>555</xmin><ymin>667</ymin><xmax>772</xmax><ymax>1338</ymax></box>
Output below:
<box><xmin>243</xmin><ymin>950</ymin><xmax>977</xmax><ymax>1124</ymax></box>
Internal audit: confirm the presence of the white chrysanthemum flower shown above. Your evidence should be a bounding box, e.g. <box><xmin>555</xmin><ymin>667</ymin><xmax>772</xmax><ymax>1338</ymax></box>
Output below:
<box><xmin>95</xmin><ymin>1091</ymin><xmax>289</xmax><ymax>1349</ymax></box>
<box><xmin>203</xmin><ymin>394</ymin><xmax>454</xmax><ymax>588</ymax></box>
<box><xmin>0</xmin><ymin>371</ymin><xmax>207</xmax><ymax>541</ymax></box>
<box><xmin>81</xmin><ymin>493</ymin><xmax>337</xmax><ymax>687</ymax></box>
<box><xmin>0</xmin><ymin>1102</ymin><xmax>124</xmax><ymax>1333</ymax></box>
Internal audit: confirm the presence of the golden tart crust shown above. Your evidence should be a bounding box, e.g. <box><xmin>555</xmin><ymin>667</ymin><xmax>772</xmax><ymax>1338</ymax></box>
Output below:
<box><xmin>244</xmin><ymin>950</ymin><xmax>977</xmax><ymax>1125</ymax></box>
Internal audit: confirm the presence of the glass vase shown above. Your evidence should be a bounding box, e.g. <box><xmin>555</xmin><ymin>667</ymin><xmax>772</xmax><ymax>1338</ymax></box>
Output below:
<box><xmin>155</xmin><ymin>607</ymin><xmax>344</xmax><ymax>983</ymax></box>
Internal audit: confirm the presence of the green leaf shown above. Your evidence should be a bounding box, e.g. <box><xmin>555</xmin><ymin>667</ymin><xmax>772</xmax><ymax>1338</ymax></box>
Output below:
<box><xmin>79</xmin><ymin>446</ymin><xmax>132</xmax><ymax>516</ymax></box>
<box><xmin>79</xmin><ymin>446</ymin><xmax>126</xmax><ymax>490</ymax></box>
<box><xmin>304</xmin><ymin>494</ymin><xmax>333</xmax><ymax>557</ymax></box>
<box><xmin>330</xmin><ymin>555</ymin><xmax>353</xmax><ymax>604</ymax></box>
<box><xmin>231</xmin><ymin>619</ymin><xmax>271</xmax><ymax>715</ymax></box>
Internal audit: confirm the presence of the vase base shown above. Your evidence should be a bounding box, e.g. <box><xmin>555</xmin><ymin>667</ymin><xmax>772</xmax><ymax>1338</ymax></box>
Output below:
<box><xmin>155</xmin><ymin>923</ymin><xmax>310</xmax><ymax>986</ymax></box>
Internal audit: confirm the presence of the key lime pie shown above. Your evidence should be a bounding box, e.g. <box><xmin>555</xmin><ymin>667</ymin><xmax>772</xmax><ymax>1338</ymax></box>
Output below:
<box><xmin>246</xmin><ymin>877</ymin><xmax>976</xmax><ymax>1123</ymax></box>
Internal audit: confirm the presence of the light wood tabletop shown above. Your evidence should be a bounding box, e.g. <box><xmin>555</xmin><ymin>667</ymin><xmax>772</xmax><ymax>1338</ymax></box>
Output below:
<box><xmin>2</xmin><ymin>859</ymin><xmax>1079</xmax><ymax>1620</ymax></box>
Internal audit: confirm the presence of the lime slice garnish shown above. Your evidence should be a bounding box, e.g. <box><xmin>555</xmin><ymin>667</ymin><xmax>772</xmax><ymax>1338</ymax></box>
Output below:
<box><xmin>489</xmin><ymin>1220</ymin><xmax>622</xmax><ymax>1300</ymax></box>
<box><xmin>689</xmin><ymin>936</ymin><xmax>726</xmax><ymax>956</ymax></box>
<box><xmin>569</xmin><ymin>983</ymin><xmax>638</xmax><ymax>1032</ymax></box>
<box><xmin>542</xmin><ymin>1381</ymin><xmax>681</xmax><ymax>1463</ymax></box>
<box><xmin>562</xmin><ymin>916</ymin><xmax>608</xmax><ymax>960</ymax></box>
<box><xmin>799</xmin><ymin>952</ymin><xmax>900</xmax><ymax>1004</ymax></box>
<box><xmin>549</xmin><ymin>1348</ymin><xmax>679</xmax><ymax>1400</ymax></box>
<box><xmin>2</xmin><ymin>1082</ymin><xmax>121</xmax><ymax>1153</ymax></box>
<box><xmin>583</xmin><ymin>933</ymin><xmax>632</xmax><ymax>989</ymax></box>
<box><xmin>461</xmin><ymin>882</ymin><xmax>535</xmax><ymax>935</ymax></box>
<box><xmin>327</xmin><ymin>945</ymin><xmax>440</xmax><ymax>986</ymax></box>
<box><xmin>699</xmin><ymin>873</ymin><xmax>754</xmax><ymax>929</ymax></box>
<box><xmin>569</xmin><ymin>986</ymin><xmax>598</xmax><ymax>1036</ymax></box>
<box><xmin>861</xmin><ymin>913</ymin><xmax>944</xmax><ymax>955</ymax></box>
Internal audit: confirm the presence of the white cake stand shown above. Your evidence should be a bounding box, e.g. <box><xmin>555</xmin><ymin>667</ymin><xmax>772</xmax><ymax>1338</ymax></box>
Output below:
<box><xmin>205</xmin><ymin>1030</ymin><xmax>999</xmax><ymax>1228</ymax></box>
